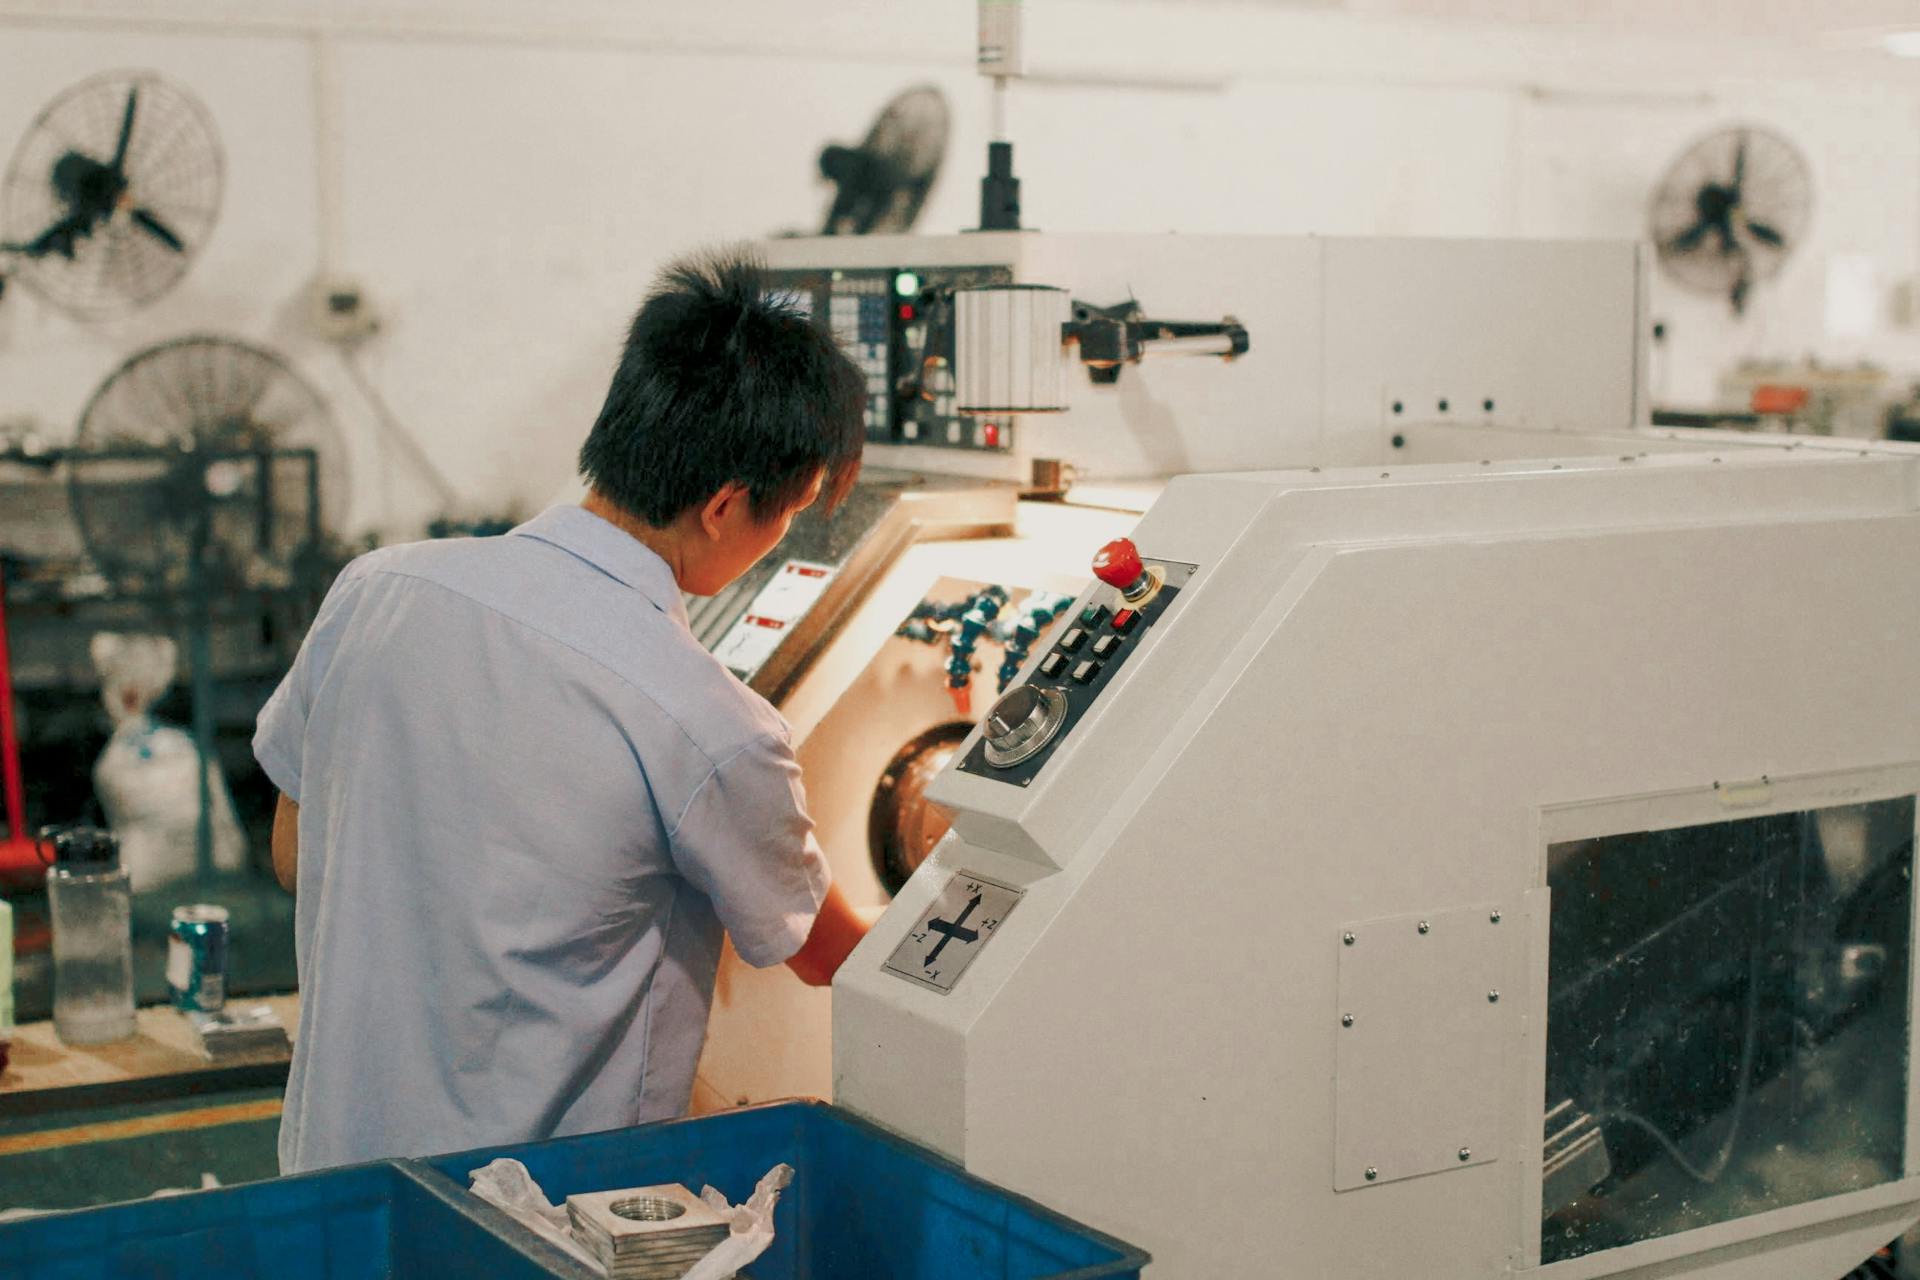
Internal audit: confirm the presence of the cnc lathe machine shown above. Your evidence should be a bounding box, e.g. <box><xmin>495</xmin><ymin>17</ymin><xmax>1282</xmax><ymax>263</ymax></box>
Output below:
<box><xmin>834</xmin><ymin>440</ymin><xmax>1920</xmax><ymax>1279</ymax></box>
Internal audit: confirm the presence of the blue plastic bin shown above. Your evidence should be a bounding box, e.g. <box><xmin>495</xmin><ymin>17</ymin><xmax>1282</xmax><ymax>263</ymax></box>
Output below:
<box><xmin>0</xmin><ymin>1101</ymin><xmax>1146</xmax><ymax>1278</ymax></box>
<box><xmin>0</xmin><ymin>1160</ymin><xmax>567</xmax><ymax>1279</ymax></box>
<box><xmin>420</xmin><ymin>1100</ymin><xmax>1148</xmax><ymax>1279</ymax></box>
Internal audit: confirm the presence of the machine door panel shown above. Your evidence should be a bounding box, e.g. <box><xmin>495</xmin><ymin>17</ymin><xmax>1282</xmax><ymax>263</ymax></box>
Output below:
<box><xmin>1541</xmin><ymin>795</ymin><xmax>1915</xmax><ymax>1264</ymax></box>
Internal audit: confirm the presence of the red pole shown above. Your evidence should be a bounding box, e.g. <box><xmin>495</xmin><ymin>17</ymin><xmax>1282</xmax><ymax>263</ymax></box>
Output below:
<box><xmin>0</xmin><ymin>569</ymin><xmax>27</xmax><ymax>845</ymax></box>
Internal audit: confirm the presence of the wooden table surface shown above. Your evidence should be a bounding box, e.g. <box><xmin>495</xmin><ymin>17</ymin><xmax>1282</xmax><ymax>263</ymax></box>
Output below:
<box><xmin>1</xmin><ymin>995</ymin><xmax>299</xmax><ymax>1097</ymax></box>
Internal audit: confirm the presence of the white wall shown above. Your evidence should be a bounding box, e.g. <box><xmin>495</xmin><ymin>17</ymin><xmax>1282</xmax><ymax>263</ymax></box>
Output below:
<box><xmin>1</xmin><ymin>0</ymin><xmax>1917</xmax><ymax>539</ymax></box>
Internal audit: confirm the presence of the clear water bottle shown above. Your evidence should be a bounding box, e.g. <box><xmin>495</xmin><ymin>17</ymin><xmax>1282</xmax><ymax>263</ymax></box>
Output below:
<box><xmin>0</xmin><ymin>895</ymin><xmax>14</xmax><ymax>1074</ymax></box>
<box><xmin>43</xmin><ymin>825</ymin><xmax>136</xmax><ymax>1045</ymax></box>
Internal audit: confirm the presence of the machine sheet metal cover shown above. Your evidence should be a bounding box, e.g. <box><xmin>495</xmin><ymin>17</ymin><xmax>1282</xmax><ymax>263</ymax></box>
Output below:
<box><xmin>1542</xmin><ymin>797</ymin><xmax>1913</xmax><ymax>1263</ymax></box>
<box><xmin>1333</xmin><ymin>903</ymin><xmax>1520</xmax><ymax>1190</ymax></box>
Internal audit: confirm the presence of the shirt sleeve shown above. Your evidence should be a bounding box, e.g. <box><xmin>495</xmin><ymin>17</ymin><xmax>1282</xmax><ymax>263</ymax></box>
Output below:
<box><xmin>252</xmin><ymin>564</ymin><xmax>368</xmax><ymax>804</ymax></box>
<box><xmin>667</xmin><ymin>731</ymin><xmax>832</xmax><ymax>968</ymax></box>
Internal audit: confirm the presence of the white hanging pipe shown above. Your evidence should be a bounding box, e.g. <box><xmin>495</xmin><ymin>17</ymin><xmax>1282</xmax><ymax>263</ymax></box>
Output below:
<box><xmin>310</xmin><ymin>29</ymin><xmax>343</xmax><ymax>278</ymax></box>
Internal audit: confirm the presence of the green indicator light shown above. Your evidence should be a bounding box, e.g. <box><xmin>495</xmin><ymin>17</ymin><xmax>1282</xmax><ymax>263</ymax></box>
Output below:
<box><xmin>894</xmin><ymin>271</ymin><xmax>921</xmax><ymax>298</ymax></box>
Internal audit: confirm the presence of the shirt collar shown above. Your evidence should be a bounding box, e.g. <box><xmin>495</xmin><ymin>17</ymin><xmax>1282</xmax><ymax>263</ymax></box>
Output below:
<box><xmin>509</xmin><ymin>505</ymin><xmax>689</xmax><ymax>626</ymax></box>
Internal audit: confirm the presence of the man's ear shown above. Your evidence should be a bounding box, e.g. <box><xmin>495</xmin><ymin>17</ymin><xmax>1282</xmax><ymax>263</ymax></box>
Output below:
<box><xmin>698</xmin><ymin>482</ymin><xmax>750</xmax><ymax>539</ymax></box>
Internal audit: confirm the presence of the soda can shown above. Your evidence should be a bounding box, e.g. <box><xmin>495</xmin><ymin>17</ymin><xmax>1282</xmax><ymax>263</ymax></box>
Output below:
<box><xmin>168</xmin><ymin>904</ymin><xmax>230</xmax><ymax>1013</ymax></box>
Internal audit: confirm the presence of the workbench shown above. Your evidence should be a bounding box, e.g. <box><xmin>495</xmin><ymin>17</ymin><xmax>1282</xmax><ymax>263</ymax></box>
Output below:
<box><xmin>0</xmin><ymin>995</ymin><xmax>297</xmax><ymax>1118</ymax></box>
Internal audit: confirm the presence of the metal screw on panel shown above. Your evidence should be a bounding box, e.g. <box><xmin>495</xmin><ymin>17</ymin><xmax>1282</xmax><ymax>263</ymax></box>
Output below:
<box><xmin>1488</xmin><ymin>991</ymin><xmax>1500</xmax><ymax>1004</ymax></box>
<box><xmin>1341</xmin><ymin>1014</ymin><xmax>1355</xmax><ymax>1027</ymax></box>
<box><xmin>1342</xmin><ymin>932</ymin><xmax>1356</xmax><ymax>946</ymax></box>
<box><xmin>1458</xmin><ymin>1148</ymin><xmax>1472</xmax><ymax>1162</ymax></box>
<box><xmin>1490</xmin><ymin>910</ymin><xmax>1502</xmax><ymax>924</ymax></box>
<box><xmin>1365</xmin><ymin>1167</ymin><xmax>1379</xmax><ymax>1182</ymax></box>
<box><xmin>1417</xmin><ymin>920</ymin><xmax>1431</xmax><ymax>935</ymax></box>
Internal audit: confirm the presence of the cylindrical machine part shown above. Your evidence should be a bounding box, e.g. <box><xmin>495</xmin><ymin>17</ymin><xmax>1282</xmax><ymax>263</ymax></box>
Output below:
<box><xmin>977</xmin><ymin>0</ymin><xmax>1026</xmax><ymax>78</ymax></box>
<box><xmin>977</xmin><ymin>140</ymin><xmax>1022</xmax><ymax>231</ymax></box>
<box><xmin>1137</xmin><ymin>332</ymin><xmax>1243</xmax><ymax>359</ymax></box>
<box><xmin>869</xmin><ymin>722</ymin><xmax>973</xmax><ymax>895</ymax></box>
<box><xmin>956</xmin><ymin>284</ymin><xmax>1070</xmax><ymax>414</ymax></box>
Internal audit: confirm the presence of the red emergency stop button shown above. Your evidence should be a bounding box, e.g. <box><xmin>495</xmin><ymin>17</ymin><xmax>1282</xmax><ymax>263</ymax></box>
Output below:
<box><xmin>1093</xmin><ymin>538</ymin><xmax>1143</xmax><ymax>589</ymax></box>
<box><xmin>1092</xmin><ymin>538</ymin><xmax>1156</xmax><ymax>603</ymax></box>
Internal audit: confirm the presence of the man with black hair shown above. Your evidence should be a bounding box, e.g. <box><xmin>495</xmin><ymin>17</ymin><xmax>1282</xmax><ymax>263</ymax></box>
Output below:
<box><xmin>254</xmin><ymin>247</ymin><xmax>873</xmax><ymax>1173</ymax></box>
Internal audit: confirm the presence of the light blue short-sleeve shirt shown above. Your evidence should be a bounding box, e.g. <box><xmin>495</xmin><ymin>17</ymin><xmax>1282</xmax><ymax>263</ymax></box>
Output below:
<box><xmin>253</xmin><ymin>505</ymin><xmax>830</xmax><ymax>1174</ymax></box>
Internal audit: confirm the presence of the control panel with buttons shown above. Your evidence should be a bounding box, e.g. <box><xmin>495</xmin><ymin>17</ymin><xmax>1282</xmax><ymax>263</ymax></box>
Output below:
<box><xmin>765</xmin><ymin>264</ymin><xmax>1016</xmax><ymax>453</ymax></box>
<box><xmin>961</xmin><ymin>540</ymin><xmax>1198</xmax><ymax>786</ymax></box>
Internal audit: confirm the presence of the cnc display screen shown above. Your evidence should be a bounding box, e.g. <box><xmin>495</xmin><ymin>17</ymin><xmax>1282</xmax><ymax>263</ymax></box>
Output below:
<box><xmin>1542</xmin><ymin>797</ymin><xmax>1913</xmax><ymax>1263</ymax></box>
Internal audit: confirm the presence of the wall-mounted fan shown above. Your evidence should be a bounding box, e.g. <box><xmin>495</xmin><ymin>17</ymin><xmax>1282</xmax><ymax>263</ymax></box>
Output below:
<box><xmin>1650</xmin><ymin>125</ymin><xmax>1811</xmax><ymax>315</ymax></box>
<box><xmin>818</xmin><ymin>85</ymin><xmax>949</xmax><ymax>236</ymax></box>
<box><xmin>0</xmin><ymin>70</ymin><xmax>223</xmax><ymax>317</ymax></box>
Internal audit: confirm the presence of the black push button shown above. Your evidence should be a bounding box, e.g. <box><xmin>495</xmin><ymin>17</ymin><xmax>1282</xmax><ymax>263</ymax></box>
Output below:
<box><xmin>1071</xmin><ymin>660</ymin><xmax>1101</xmax><ymax>684</ymax></box>
<box><xmin>1038</xmin><ymin>652</ymin><xmax>1066</xmax><ymax>678</ymax></box>
<box><xmin>1058</xmin><ymin>627</ymin><xmax>1088</xmax><ymax>652</ymax></box>
<box><xmin>1091</xmin><ymin>634</ymin><xmax>1122</xmax><ymax>658</ymax></box>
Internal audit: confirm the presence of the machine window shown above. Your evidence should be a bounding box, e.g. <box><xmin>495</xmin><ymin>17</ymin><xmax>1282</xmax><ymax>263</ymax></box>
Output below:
<box><xmin>1542</xmin><ymin>796</ymin><xmax>1914</xmax><ymax>1263</ymax></box>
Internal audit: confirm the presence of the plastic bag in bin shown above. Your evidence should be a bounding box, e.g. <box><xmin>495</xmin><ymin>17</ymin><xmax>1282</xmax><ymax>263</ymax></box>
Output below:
<box><xmin>469</xmin><ymin>1157</ymin><xmax>793</xmax><ymax>1279</ymax></box>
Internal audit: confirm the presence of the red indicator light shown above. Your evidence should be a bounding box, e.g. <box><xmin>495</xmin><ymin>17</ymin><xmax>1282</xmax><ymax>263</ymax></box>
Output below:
<box><xmin>899</xmin><ymin>304</ymin><xmax>916</xmax><ymax>321</ymax></box>
<box><xmin>983</xmin><ymin>422</ymin><xmax>1001</xmax><ymax>447</ymax></box>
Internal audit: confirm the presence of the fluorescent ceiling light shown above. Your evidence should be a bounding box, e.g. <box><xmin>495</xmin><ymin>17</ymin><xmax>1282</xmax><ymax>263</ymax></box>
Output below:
<box><xmin>1882</xmin><ymin>29</ymin><xmax>1920</xmax><ymax>56</ymax></box>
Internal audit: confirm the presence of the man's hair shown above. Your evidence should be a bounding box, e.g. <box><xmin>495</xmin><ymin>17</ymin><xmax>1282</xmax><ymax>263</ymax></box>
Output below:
<box><xmin>579</xmin><ymin>246</ymin><xmax>865</xmax><ymax>527</ymax></box>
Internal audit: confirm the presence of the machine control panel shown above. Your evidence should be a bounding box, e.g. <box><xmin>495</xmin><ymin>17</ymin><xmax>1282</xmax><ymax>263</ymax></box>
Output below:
<box><xmin>958</xmin><ymin>543</ymin><xmax>1197</xmax><ymax>787</ymax></box>
<box><xmin>882</xmin><ymin>870</ymin><xmax>1025</xmax><ymax>994</ymax></box>
<box><xmin>765</xmin><ymin>264</ymin><xmax>1016</xmax><ymax>452</ymax></box>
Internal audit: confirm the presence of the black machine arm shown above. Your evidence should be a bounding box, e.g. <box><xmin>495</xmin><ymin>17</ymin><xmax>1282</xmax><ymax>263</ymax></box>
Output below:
<box><xmin>1062</xmin><ymin>299</ymin><xmax>1250</xmax><ymax>384</ymax></box>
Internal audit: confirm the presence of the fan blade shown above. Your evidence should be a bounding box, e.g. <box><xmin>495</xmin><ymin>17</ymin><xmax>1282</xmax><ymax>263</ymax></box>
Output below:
<box><xmin>1668</xmin><ymin>217</ymin><xmax>1714</xmax><ymax>254</ymax></box>
<box><xmin>1745</xmin><ymin>219</ymin><xmax>1785</xmax><ymax>248</ymax></box>
<box><xmin>131</xmin><ymin>207</ymin><xmax>185</xmax><ymax>252</ymax></box>
<box><xmin>16</xmin><ymin>215</ymin><xmax>85</xmax><ymax>260</ymax></box>
<box><xmin>1732</xmin><ymin>131</ymin><xmax>1747</xmax><ymax>194</ymax></box>
<box><xmin>112</xmin><ymin>85</ymin><xmax>139</xmax><ymax>171</ymax></box>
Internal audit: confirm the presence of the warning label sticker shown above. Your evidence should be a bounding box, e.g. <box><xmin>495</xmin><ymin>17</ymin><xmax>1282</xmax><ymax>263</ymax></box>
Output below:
<box><xmin>713</xmin><ymin>560</ymin><xmax>836</xmax><ymax>678</ymax></box>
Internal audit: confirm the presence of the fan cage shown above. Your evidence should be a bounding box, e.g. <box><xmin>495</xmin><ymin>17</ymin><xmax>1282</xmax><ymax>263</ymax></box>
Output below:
<box><xmin>1648</xmin><ymin>123</ymin><xmax>1813</xmax><ymax>305</ymax></box>
<box><xmin>821</xmin><ymin>84</ymin><xmax>949</xmax><ymax>236</ymax></box>
<box><xmin>69</xmin><ymin>336</ymin><xmax>338</xmax><ymax>593</ymax></box>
